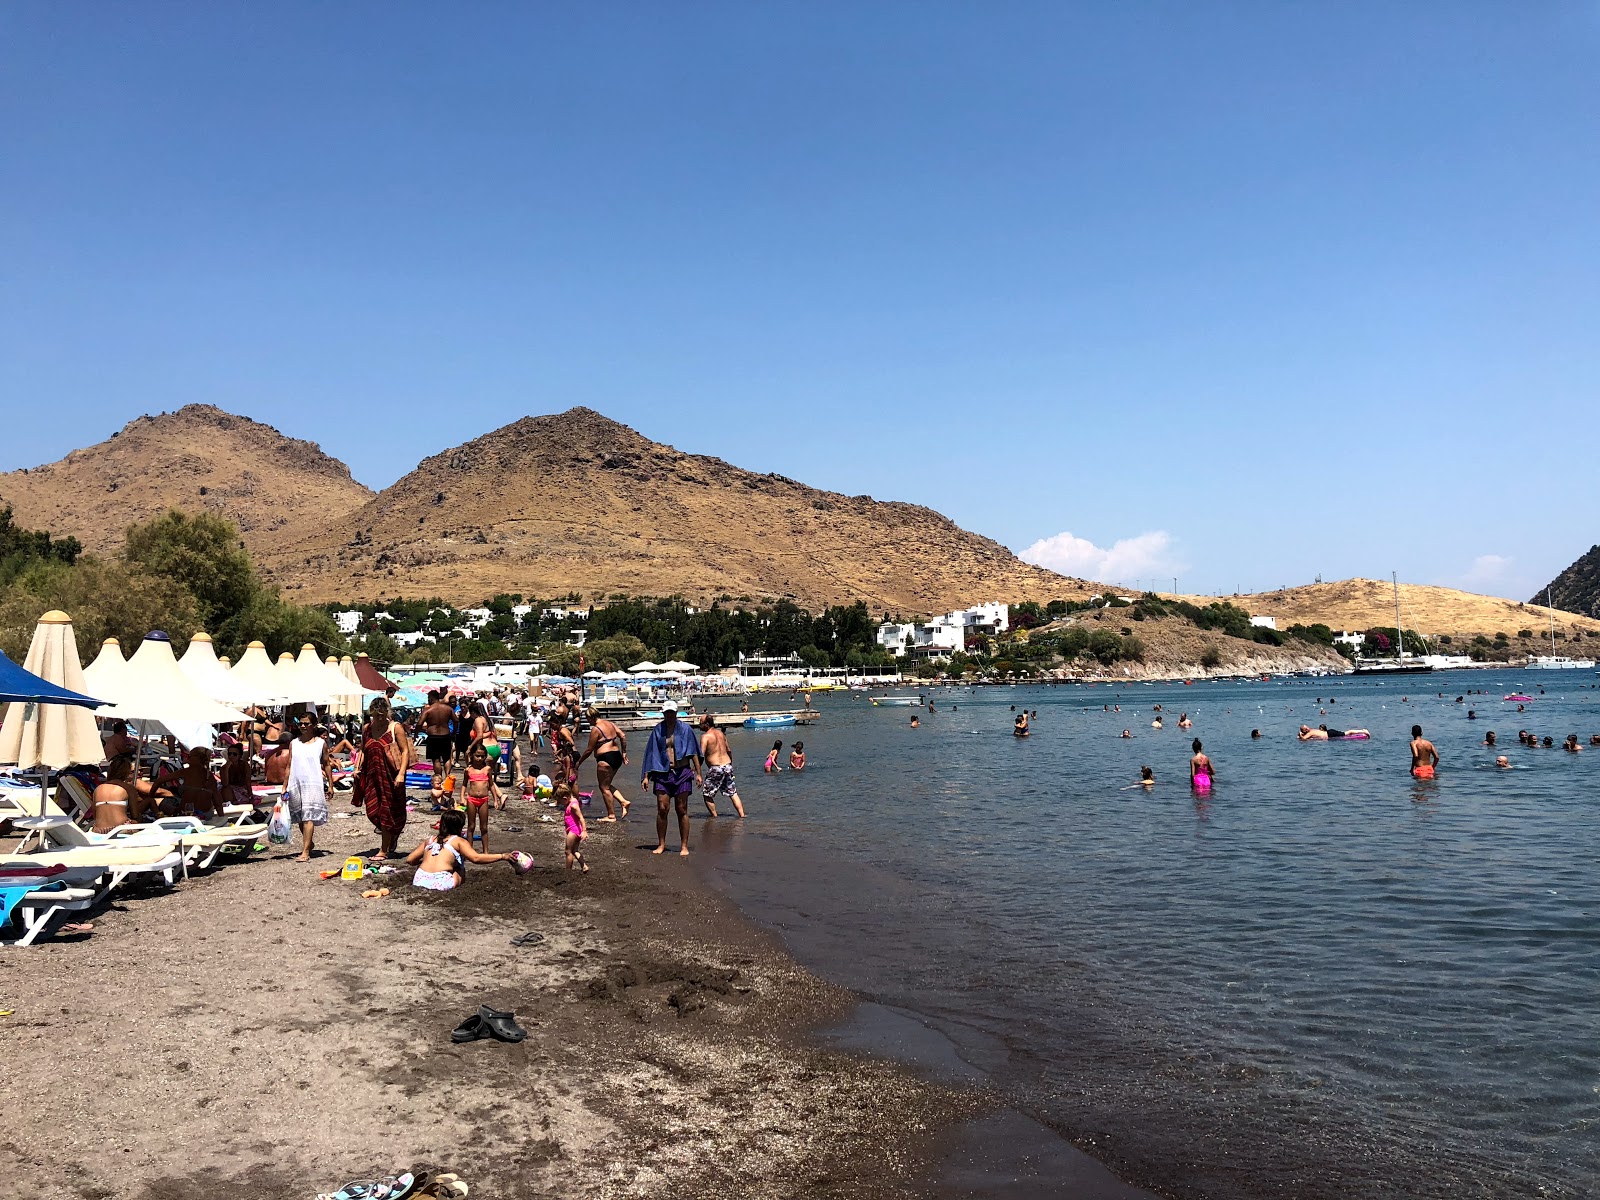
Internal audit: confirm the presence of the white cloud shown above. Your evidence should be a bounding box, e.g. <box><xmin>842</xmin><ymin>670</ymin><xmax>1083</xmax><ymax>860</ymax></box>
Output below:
<box><xmin>1018</xmin><ymin>530</ymin><xmax>1184</xmax><ymax>587</ymax></box>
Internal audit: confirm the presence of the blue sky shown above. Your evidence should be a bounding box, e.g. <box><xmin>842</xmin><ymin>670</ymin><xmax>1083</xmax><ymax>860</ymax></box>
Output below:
<box><xmin>5</xmin><ymin>4</ymin><xmax>1597</xmax><ymax>601</ymax></box>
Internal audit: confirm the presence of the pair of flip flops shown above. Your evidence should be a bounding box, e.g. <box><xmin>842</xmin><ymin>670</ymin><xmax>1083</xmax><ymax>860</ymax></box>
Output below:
<box><xmin>451</xmin><ymin>1005</ymin><xmax>526</xmax><ymax>1043</ymax></box>
<box><xmin>509</xmin><ymin>931</ymin><xmax>544</xmax><ymax>948</ymax></box>
<box><xmin>413</xmin><ymin>1174</ymin><xmax>468</xmax><ymax>1199</ymax></box>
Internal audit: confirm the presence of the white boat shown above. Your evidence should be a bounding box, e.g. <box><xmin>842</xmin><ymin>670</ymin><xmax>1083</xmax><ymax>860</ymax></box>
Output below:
<box><xmin>1526</xmin><ymin>588</ymin><xmax>1595</xmax><ymax>669</ymax></box>
<box><xmin>869</xmin><ymin>696</ymin><xmax>922</xmax><ymax>706</ymax></box>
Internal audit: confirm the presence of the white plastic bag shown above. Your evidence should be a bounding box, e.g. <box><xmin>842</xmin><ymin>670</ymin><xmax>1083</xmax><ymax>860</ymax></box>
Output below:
<box><xmin>267</xmin><ymin>794</ymin><xmax>292</xmax><ymax>845</ymax></box>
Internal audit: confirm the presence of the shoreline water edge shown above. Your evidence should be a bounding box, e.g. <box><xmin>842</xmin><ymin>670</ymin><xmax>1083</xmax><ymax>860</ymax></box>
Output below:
<box><xmin>0</xmin><ymin>779</ymin><xmax>1152</xmax><ymax>1200</ymax></box>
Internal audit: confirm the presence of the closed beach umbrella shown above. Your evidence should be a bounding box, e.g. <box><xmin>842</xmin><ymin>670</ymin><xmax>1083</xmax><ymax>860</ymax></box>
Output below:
<box><xmin>0</xmin><ymin>611</ymin><xmax>106</xmax><ymax>798</ymax></box>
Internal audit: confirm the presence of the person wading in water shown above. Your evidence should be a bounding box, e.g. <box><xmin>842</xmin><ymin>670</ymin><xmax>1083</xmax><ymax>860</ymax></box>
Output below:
<box><xmin>697</xmin><ymin>713</ymin><xmax>747</xmax><ymax>818</ymax></box>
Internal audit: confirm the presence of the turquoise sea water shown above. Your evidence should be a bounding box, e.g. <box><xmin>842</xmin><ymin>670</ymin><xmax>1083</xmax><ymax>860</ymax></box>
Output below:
<box><xmin>694</xmin><ymin>671</ymin><xmax>1600</xmax><ymax>1199</ymax></box>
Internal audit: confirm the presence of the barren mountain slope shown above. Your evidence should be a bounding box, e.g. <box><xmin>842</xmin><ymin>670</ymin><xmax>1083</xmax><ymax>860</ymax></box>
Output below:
<box><xmin>263</xmin><ymin>407</ymin><xmax>1093</xmax><ymax>612</ymax></box>
<box><xmin>0</xmin><ymin>405</ymin><xmax>373</xmax><ymax>554</ymax></box>
<box><xmin>1533</xmin><ymin>546</ymin><xmax>1600</xmax><ymax>619</ymax></box>
<box><xmin>1197</xmin><ymin>578</ymin><xmax>1600</xmax><ymax>639</ymax></box>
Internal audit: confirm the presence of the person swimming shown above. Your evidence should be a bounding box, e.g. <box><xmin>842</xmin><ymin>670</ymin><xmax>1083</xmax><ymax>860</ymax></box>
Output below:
<box><xmin>1139</xmin><ymin>766</ymin><xmax>1154</xmax><ymax>787</ymax></box>
<box><xmin>1496</xmin><ymin>755</ymin><xmax>1511</xmax><ymax>768</ymax></box>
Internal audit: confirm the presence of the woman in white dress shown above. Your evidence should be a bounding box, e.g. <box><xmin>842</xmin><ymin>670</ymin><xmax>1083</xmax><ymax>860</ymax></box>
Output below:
<box><xmin>288</xmin><ymin>714</ymin><xmax>333</xmax><ymax>863</ymax></box>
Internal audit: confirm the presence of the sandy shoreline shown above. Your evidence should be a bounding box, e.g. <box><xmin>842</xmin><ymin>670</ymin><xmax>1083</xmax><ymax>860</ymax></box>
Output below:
<box><xmin>2</xmin><ymin>786</ymin><xmax>985</xmax><ymax>1200</ymax></box>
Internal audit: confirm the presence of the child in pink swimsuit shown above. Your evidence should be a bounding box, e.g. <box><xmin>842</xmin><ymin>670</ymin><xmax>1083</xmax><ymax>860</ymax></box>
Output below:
<box><xmin>557</xmin><ymin>783</ymin><xmax>588</xmax><ymax>874</ymax></box>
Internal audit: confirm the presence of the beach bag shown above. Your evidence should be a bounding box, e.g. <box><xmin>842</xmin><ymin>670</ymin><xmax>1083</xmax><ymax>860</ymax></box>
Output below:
<box><xmin>267</xmin><ymin>795</ymin><xmax>292</xmax><ymax>845</ymax></box>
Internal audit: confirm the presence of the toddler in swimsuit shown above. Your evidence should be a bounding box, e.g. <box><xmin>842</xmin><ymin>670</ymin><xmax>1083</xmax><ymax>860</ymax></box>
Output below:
<box><xmin>788</xmin><ymin>741</ymin><xmax>805</xmax><ymax>771</ymax></box>
<box><xmin>462</xmin><ymin>745</ymin><xmax>500</xmax><ymax>853</ymax></box>
<box><xmin>557</xmin><ymin>783</ymin><xmax>589</xmax><ymax>874</ymax></box>
<box><xmin>764</xmin><ymin>741</ymin><xmax>783</xmax><ymax>773</ymax></box>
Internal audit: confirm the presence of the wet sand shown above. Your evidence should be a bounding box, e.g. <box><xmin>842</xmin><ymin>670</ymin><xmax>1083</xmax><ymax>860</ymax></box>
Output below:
<box><xmin>1</xmin><ymin>791</ymin><xmax>986</xmax><ymax>1200</ymax></box>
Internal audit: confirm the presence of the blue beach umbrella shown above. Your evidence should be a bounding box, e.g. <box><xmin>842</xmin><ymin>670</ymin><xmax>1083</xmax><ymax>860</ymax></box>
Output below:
<box><xmin>0</xmin><ymin>648</ymin><xmax>104</xmax><ymax>708</ymax></box>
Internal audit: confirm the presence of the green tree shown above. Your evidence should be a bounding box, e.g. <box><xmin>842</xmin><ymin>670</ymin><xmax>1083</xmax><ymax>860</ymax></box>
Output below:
<box><xmin>1200</xmin><ymin>645</ymin><xmax>1222</xmax><ymax>669</ymax></box>
<box><xmin>581</xmin><ymin>633</ymin><xmax>650</xmax><ymax>672</ymax></box>
<box><xmin>0</xmin><ymin>556</ymin><xmax>203</xmax><ymax>661</ymax></box>
<box><xmin>123</xmin><ymin>509</ymin><xmax>257</xmax><ymax>627</ymax></box>
<box><xmin>539</xmin><ymin>641</ymin><xmax>584</xmax><ymax>677</ymax></box>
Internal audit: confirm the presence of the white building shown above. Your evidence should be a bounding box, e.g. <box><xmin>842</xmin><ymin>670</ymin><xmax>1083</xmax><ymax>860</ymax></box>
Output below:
<box><xmin>332</xmin><ymin>610</ymin><xmax>363</xmax><ymax>635</ymax></box>
<box><xmin>875</xmin><ymin>602</ymin><xmax>1011</xmax><ymax>659</ymax></box>
<box><xmin>392</xmin><ymin>630</ymin><xmax>432</xmax><ymax>647</ymax></box>
<box><xmin>1333</xmin><ymin>630</ymin><xmax>1366</xmax><ymax>650</ymax></box>
<box><xmin>1250</xmin><ymin>616</ymin><xmax>1277</xmax><ymax>631</ymax></box>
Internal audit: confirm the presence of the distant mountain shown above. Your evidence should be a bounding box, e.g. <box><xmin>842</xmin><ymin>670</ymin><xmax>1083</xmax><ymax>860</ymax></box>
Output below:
<box><xmin>1201</xmin><ymin>578</ymin><xmax>1600</xmax><ymax>640</ymax></box>
<box><xmin>1532</xmin><ymin>546</ymin><xmax>1600</xmax><ymax>619</ymax></box>
<box><xmin>258</xmin><ymin>407</ymin><xmax>1093</xmax><ymax>612</ymax></box>
<box><xmin>0</xmin><ymin>405</ymin><xmax>373</xmax><ymax>556</ymax></box>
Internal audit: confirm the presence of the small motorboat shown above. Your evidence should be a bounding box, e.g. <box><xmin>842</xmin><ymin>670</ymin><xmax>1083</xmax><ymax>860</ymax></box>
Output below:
<box><xmin>745</xmin><ymin>714</ymin><xmax>798</xmax><ymax>729</ymax></box>
<box><xmin>869</xmin><ymin>697</ymin><xmax>921</xmax><ymax>706</ymax></box>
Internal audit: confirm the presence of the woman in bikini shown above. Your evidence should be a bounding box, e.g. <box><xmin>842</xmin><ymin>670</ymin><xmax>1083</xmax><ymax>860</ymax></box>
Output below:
<box><xmin>576</xmin><ymin>709</ymin><xmax>630</xmax><ymax>822</ymax></box>
<box><xmin>461</xmin><ymin>744</ymin><xmax>500</xmax><ymax>852</ymax></box>
<box><xmin>406</xmin><ymin>809</ymin><xmax>514</xmax><ymax>891</ymax></box>
<box><xmin>90</xmin><ymin>756</ymin><xmax>143</xmax><ymax>832</ymax></box>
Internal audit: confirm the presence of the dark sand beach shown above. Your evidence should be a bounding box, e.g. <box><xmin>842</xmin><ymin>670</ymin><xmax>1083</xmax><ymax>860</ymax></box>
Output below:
<box><xmin>3</xmin><ymin>796</ymin><xmax>978</xmax><ymax>1200</ymax></box>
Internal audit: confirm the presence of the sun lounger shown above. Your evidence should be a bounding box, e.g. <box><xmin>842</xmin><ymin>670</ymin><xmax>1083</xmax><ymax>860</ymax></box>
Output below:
<box><xmin>19</xmin><ymin>817</ymin><xmax>248</xmax><ymax>872</ymax></box>
<box><xmin>0</xmin><ymin>866</ymin><xmax>97</xmax><ymax>947</ymax></box>
<box><xmin>0</xmin><ymin>843</ymin><xmax>185</xmax><ymax>895</ymax></box>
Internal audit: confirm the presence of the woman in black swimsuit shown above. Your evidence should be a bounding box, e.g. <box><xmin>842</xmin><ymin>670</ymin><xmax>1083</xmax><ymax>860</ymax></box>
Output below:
<box><xmin>576</xmin><ymin>708</ymin><xmax>630</xmax><ymax>822</ymax></box>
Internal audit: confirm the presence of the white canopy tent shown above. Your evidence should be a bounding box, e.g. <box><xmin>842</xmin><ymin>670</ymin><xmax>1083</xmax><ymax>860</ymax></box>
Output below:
<box><xmin>227</xmin><ymin>641</ymin><xmax>293</xmax><ymax>705</ymax></box>
<box><xmin>658</xmin><ymin>660</ymin><xmax>700</xmax><ymax>674</ymax></box>
<box><xmin>83</xmin><ymin>638</ymin><xmax>132</xmax><ymax>706</ymax></box>
<box><xmin>93</xmin><ymin>632</ymin><xmax>250</xmax><ymax>749</ymax></box>
<box><xmin>627</xmin><ymin>661</ymin><xmax>661</xmax><ymax>674</ymax></box>
<box><xmin>295</xmin><ymin>643</ymin><xmax>363</xmax><ymax>711</ymax></box>
<box><xmin>178</xmin><ymin>632</ymin><xmax>252</xmax><ymax>706</ymax></box>
<box><xmin>274</xmin><ymin>651</ymin><xmax>340</xmax><ymax>706</ymax></box>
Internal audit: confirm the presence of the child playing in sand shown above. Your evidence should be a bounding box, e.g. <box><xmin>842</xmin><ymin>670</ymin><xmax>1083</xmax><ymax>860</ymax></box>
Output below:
<box><xmin>462</xmin><ymin>744</ymin><xmax>500</xmax><ymax>851</ymax></box>
<box><xmin>406</xmin><ymin>809</ymin><xmax>515</xmax><ymax>891</ymax></box>
<box><xmin>557</xmin><ymin>782</ymin><xmax>588</xmax><ymax>874</ymax></box>
<box><xmin>764</xmin><ymin>741</ymin><xmax>783</xmax><ymax>773</ymax></box>
<box><xmin>788</xmin><ymin>741</ymin><xmax>806</xmax><ymax>770</ymax></box>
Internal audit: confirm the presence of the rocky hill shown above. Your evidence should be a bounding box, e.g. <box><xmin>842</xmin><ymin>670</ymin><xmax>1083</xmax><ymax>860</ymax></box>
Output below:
<box><xmin>1197</xmin><ymin>578</ymin><xmax>1600</xmax><ymax>640</ymax></box>
<box><xmin>0</xmin><ymin>406</ymin><xmax>373</xmax><ymax>555</ymax></box>
<box><xmin>262</xmin><ymin>407</ymin><xmax>1093</xmax><ymax>612</ymax></box>
<box><xmin>1532</xmin><ymin>546</ymin><xmax>1600</xmax><ymax>619</ymax></box>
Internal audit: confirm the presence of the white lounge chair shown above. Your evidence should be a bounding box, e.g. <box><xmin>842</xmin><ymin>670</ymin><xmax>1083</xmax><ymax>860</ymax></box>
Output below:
<box><xmin>0</xmin><ymin>843</ymin><xmax>186</xmax><ymax>897</ymax></box>
<box><xmin>0</xmin><ymin>864</ymin><xmax>99</xmax><ymax>947</ymax></box>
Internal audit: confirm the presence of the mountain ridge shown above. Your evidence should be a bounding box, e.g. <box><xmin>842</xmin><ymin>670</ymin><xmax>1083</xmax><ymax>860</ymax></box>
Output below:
<box><xmin>1532</xmin><ymin>546</ymin><xmax>1600</xmax><ymax>619</ymax></box>
<box><xmin>0</xmin><ymin>405</ymin><xmax>373</xmax><ymax>555</ymax></box>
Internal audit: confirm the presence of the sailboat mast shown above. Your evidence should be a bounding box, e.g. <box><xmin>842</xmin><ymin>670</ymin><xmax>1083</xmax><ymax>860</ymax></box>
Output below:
<box><xmin>1394</xmin><ymin>571</ymin><xmax>1404</xmax><ymax>660</ymax></box>
<box><xmin>1549</xmin><ymin>587</ymin><xmax>1557</xmax><ymax>656</ymax></box>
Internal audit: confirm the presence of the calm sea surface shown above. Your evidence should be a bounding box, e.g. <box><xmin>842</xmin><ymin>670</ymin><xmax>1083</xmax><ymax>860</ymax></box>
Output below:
<box><xmin>692</xmin><ymin>670</ymin><xmax>1600</xmax><ymax>1199</ymax></box>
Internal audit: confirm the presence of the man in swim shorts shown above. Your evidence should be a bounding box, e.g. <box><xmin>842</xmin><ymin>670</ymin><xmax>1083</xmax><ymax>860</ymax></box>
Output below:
<box><xmin>641</xmin><ymin>704</ymin><xmax>702</xmax><ymax>856</ymax></box>
<box><xmin>698</xmin><ymin>714</ymin><xmax>746</xmax><ymax>819</ymax></box>
<box><xmin>1410</xmin><ymin>725</ymin><xmax>1439</xmax><ymax>779</ymax></box>
<box><xmin>421</xmin><ymin>690</ymin><xmax>457</xmax><ymax>805</ymax></box>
